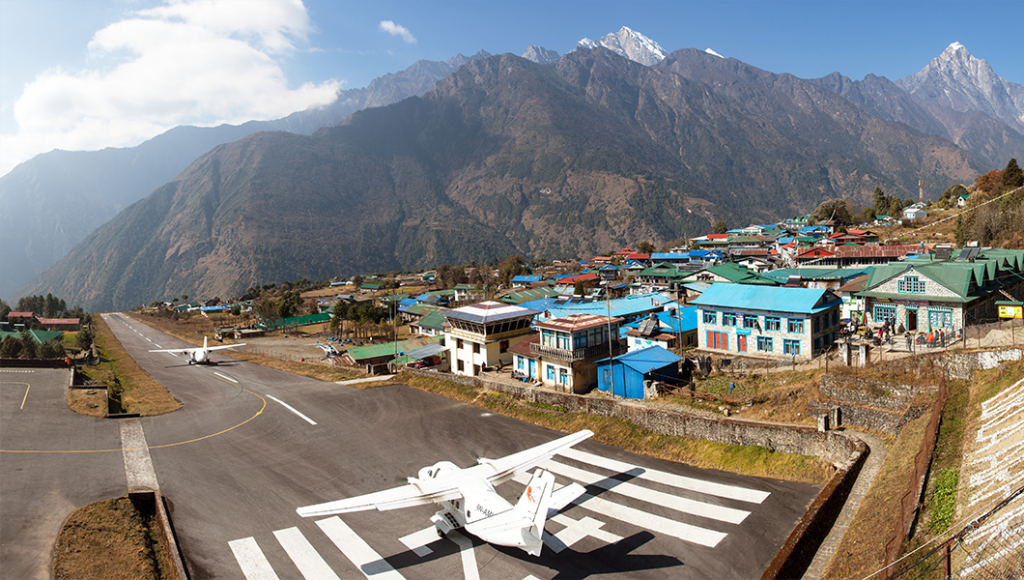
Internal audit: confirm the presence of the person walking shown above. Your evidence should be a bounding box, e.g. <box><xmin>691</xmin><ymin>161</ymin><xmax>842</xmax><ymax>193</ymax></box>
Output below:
<box><xmin>939</xmin><ymin>328</ymin><xmax>945</xmax><ymax>348</ymax></box>
<box><xmin>906</xmin><ymin>333</ymin><xmax>912</xmax><ymax>352</ymax></box>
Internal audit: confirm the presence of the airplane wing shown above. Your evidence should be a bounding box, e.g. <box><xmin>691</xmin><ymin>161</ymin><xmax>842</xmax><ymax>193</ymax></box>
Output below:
<box><xmin>470</xmin><ymin>429</ymin><xmax>593</xmax><ymax>487</ymax></box>
<box><xmin>204</xmin><ymin>343</ymin><xmax>245</xmax><ymax>352</ymax></box>
<box><xmin>296</xmin><ymin>481</ymin><xmax>464</xmax><ymax>518</ymax></box>
<box><xmin>149</xmin><ymin>347</ymin><xmax>194</xmax><ymax>354</ymax></box>
<box><xmin>296</xmin><ymin>430</ymin><xmax>593</xmax><ymax>519</ymax></box>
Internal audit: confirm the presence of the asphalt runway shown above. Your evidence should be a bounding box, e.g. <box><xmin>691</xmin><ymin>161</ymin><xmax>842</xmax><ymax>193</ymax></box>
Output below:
<box><xmin>4</xmin><ymin>313</ymin><xmax>822</xmax><ymax>579</ymax></box>
<box><xmin>0</xmin><ymin>367</ymin><xmax>126</xmax><ymax>580</ymax></box>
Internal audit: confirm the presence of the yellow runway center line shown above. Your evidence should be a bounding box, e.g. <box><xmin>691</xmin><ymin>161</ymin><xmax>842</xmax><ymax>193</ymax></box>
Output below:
<box><xmin>1</xmin><ymin>382</ymin><xmax>32</xmax><ymax>410</ymax></box>
<box><xmin>0</xmin><ymin>375</ymin><xmax>266</xmax><ymax>454</ymax></box>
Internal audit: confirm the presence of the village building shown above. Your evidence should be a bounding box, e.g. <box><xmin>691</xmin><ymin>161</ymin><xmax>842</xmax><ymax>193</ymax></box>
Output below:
<box><xmin>857</xmin><ymin>249</ymin><xmax>1024</xmax><ymax>332</ymax></box>
<box><xmin>692</xmin><ymin>284</ymin><xmax>843</xmax><ymax>361</ymax></box>
<box><xmin>509</xmin><ymin>313</ymin><xmax>626</xmax><ymax>393</ymax></box>
<box><xmin>444</xmin><ymin>302</ymin><xmax>539</xmax><ymax>377</ymax></box>
<box><xmin>596</xmin><ymin>346</ymin><xmax>682</xmax><ymax>399</ymax></box>
<box><xmin>622</xmin><ymin>306</ymin><xmax>698</xmax><ymax>352</ymax></box>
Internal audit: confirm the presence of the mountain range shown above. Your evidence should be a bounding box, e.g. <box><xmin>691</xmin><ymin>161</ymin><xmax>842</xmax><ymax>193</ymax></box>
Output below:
<box><xmin>4</xmin><ymin>28</ymin><xmax>1024</xmax><ymax>310</ymax></box>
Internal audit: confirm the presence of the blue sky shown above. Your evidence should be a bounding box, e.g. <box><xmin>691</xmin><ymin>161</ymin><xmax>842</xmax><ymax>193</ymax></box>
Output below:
<box><xmin>1</xmin><ymin>0</ymin><xmax>1021</xmax><ymax>176</ymax></box>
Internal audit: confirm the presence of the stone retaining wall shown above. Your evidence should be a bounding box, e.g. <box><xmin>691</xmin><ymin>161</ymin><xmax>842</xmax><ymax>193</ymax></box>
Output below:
<box><xmin>933</xmin><ymin>347</ymin><xmax>1022</xmax><ymax>380</ymax></box>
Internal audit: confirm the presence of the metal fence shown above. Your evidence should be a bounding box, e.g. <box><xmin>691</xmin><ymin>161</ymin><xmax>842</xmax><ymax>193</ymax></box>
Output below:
<box><xmin>880</xmin><ymin>484</ymin><xmax>1024</xmax><ymax>580</ymax></box>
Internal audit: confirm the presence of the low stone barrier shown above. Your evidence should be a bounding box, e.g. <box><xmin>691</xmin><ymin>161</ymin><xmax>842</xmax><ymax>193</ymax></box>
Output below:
<box><xmin>933</xmin><ymin>347</ymin><xmax>1022</xmax><ymax>380</ymax></box>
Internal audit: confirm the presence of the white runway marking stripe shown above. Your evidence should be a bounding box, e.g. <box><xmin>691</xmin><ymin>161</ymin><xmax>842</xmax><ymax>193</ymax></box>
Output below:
<box><xmin>267</xmin><ymin>395</ymin><xmax>317</xmax><ymax>425</ymax></box>
<box><xmin>540</xmin><ymin>459</ymin><xmax>750</xmax><ymax>524</ymax></box>
<box><xmin>450</xmin><ymin>531</ymin><xmax>480</xmax><ymax>580</ymax></box>
<box><xmin>273</xmin><ymin>527</ymin><xmax>340</xmax><ymax>580</ymax></box>
<box><xmin>399</xmin><ymin>527</ymin><xmax>438</xmax><ymax>557</ymax></box>
<box><xmin>558</xmin><ymin>447</ymin><xmax>770</xmax><ymax>504</ymax></box>
<box><xmin>214</xmin><ymin>372</ymin><xmax>238</xmax><ymax>383</ymax></box>
<box><xmin>317</xmin><ymin>517</ymin><xmax>407</xmax><ymax>580</ymax></box>
<box><xmin>229</xmin><ymin>537</ymin><xmax>281</xmax><ymax>580</ymax></box>
<box><xmin>512</xmin><ymin>473</ymin><xmax>727</xmax><ymax>548</ymax></box>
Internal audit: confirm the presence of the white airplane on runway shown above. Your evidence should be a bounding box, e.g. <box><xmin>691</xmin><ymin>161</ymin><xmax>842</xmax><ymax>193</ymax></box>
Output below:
<box><xmin>149</xmin><ymin>336</ymin><xmax>245</xmax><ymax>365</ymax></box>
<box><xmin>297</xmin><ymin>430</ymin><xmax>593</xmax><ymax>556</ymax></box>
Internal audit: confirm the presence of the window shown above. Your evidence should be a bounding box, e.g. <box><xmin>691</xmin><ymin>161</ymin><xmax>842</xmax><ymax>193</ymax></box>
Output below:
<box><xmin>788</xmin><ymin>318</ymin><xmax>804</xmax><ymax>333</ymax></box>
<box><xmin>743</xmin><ymin>316</ymin><xmax>758</xmax><ymax>329</ymax></box>
<box><xmin>457</xmin><ymin>360</ymin><xmax>464</xmax><ymax>372</ymax></box>
<box><xmin>547</xmin><ymin>365</ymin><xmax>555</xmax><ymax>381</ymax></box>
<box><xmin>722</xmin><ymin>312</ymin><xmax>737</xmax><ymax>326</ymax></box>
<box><xmin>499</xmin><ymin>339</ymin><xmax>509</xmax><ymax>353</ymax></box>
<box><xmin>517</xmin><ymin>357</ymin><xmax>525</xmax><ymax>370</ymax></box>
<box><xmin>559</xmin><ymin>369</ymin><xmax>568</xmax><ymax>385</ymax></box>
<box><xmin>757</xmin><ymin>336</ymin><xmax>773</xmax><ymax>352</ymax></box>
<box><xmin>831</xmin><ymin>310</ymin><xmax>838</xmax><ymax>326</ymax></box>
<box><xmin>813</xmin><ymin>316</ymin><xmax>820</xmax><ymax>333</ymax></box>
<box><xmin>703</xmin><ymin>310</ymin><xmax>717</xmax><ymax>324</ymax></box>
<box><xmin>765</xmin><ymin>316</ymin><xmax>781</xmax><ymax>331</ymax></box>
<box><xmin>472</xmin><ymin>343</ymin><xmax>480</xmax><ymax>354</ymax></box>
<box><xmin>928</xmin><ymin>309</ymin><xmax>952</xmax><ymax>328</ymax></box>
<box><xmin>874</xmin><ymin>304</ymin><xmax>896</xmax><ymax>323</ymax></box>
<box><xmin>898</xmin><ymin>275</ymin><xmax>926</xmax><ymax>294</ymax></box>
<box><xmin>456</xmin><ymin>338</ymin><xmax>464</xmax><ymax>349</ymax></box>
<box><xmin>783</xmin><ymin>339</ymin><xmax>800</xmax><ymax>356</ymax></box>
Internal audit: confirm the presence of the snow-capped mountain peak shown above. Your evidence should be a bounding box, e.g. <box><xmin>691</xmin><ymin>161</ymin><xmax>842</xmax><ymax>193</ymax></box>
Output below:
<box><xmin>522</xmin><ymin>45</ymin><xmax>560</xmax><ymax>65</ymax></box>
<box><xmin>897</xmin><ymin>42</ymin><xmax>1024</xmax><ymax>134</ymax></box>
<box><xmin>574</xmin><ymin>26</ymin><xmax>668</xmax><ymax>66</ymax></box>
<box><xmin>705</xmin><ymin>48</ymin><xmax>724</xmax><ymax>59</ymax></box>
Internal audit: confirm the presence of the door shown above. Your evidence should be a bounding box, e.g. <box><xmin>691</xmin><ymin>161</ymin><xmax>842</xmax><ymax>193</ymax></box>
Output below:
<box><xmin>907</xmin><ymin>310</ymin><xmax>917</xmax><ymax>332</ymax></box>
<box><xmin>738</xmin><ymin>335</ymin><xmax>747</xmax><ymax>353</ymax></box>
<box><xmin>529</xmin><ymin>359</ymin><xmax>537</xmax><ymax>379</ymax></box>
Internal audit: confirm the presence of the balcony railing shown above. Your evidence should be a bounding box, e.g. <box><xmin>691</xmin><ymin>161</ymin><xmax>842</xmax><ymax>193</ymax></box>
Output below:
<box><xmin>530</xmin><ymin>342</ymin><xmax>622</xmax><ymax>363</ymax></box>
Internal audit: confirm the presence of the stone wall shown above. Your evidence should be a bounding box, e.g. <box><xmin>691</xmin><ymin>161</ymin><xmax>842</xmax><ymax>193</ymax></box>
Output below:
<box><xmin>933</xmin><ymin>347</ymin><xmax>1023</xmax><ymax>380</ymax></box>
<box><xmin>410</xmin><ymin>368</ymin><xmax>862</xmax><ymax>465</ymax></box>
<box><xmin>815</xmin><ymin>375</ymin><xmax>936</xmax><ymax>435</ymax></box>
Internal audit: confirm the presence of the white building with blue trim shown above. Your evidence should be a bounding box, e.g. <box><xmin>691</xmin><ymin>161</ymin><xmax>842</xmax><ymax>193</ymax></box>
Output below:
<box><xmin>691</xmin><ymin>284</ymin><xmax>843</xmax><ymax>361</ymax></box>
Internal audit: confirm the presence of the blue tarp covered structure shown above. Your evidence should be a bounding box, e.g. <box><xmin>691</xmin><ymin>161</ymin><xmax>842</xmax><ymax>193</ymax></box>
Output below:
<box><xmin>596</xmin><ymin>346</ymin><xmax>681</xmax><ymax>399</ymax></box>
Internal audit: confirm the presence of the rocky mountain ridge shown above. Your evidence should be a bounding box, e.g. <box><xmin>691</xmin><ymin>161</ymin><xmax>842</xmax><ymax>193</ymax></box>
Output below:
<box><xmin>19</xmin><ymin>48</ymin><xmax>986</xmax><ymax>311</ymax></box>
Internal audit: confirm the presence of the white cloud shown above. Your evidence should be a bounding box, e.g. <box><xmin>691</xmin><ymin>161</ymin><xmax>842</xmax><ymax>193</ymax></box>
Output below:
<box><xmin>0</xmin><ymin>0</ymin><xmax>341</xmax><ymax>176</ymax></box>
<box><xmin>379</xmin><ymin>20</ymin><xmax>416</xmax><ymax>44</ymax></box>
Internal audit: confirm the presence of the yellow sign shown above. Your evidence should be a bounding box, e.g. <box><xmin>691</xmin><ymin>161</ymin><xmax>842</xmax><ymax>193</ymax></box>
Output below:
<box><xmin>998</xmin><ymin>305</ymin><xmax>1023</xmax><ymax>319</ymax></box>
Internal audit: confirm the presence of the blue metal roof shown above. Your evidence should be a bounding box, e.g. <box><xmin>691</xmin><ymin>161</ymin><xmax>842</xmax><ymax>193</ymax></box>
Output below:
<box><xmin>597</xmin><ymin>345</ymin><xmax>681</xmax><ymax>373</ymax></box>
<box><xmin>690</xmin><ymin>284</ymin><xmax>839</xmax><ymax>314</ymax></box>
<box><xmin>543</xmin><ymin>293</ymin><xmax>673</xmax><ymax>320</ymax></box>
<box><xmin>621</xmin><ymin>306</ymin><xmax>698</xmax><ymax>333</ymax></box>
<box><xmin>512</xmin><ymin>275</ymin><xmax>544</xmax><ymax>283</ymax></box>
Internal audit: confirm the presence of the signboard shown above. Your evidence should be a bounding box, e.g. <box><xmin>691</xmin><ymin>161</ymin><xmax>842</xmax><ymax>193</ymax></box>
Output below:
<box><xmin>998</xmin><ymin>304</ymin><xmax>1023</xmax><ymax>319</ymax></box>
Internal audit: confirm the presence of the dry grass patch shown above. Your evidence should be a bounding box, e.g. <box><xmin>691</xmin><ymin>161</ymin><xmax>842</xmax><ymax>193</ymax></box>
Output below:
<box><xmin>80</xmin><ymin>316</ymin><xmax>181</xmax><ymax>416</ymax></box>
<box><xmin>67</xmin><ymin>388</ymin><xmax>107</xmax><ymax>418</ymax></box>
<box><xmin>52</xmin><ymin>497</ymin><xmax>171</xmax><ymax>580</ymax></box>
<box><xmin>390</xmin><ymin>372</ymin><xmax>834</xmax><ymax>484</ymax></box>
<box><xmin>228</xmin><ymin>349</ymin><xmax>367</xmax><ymax>382</ymax></box>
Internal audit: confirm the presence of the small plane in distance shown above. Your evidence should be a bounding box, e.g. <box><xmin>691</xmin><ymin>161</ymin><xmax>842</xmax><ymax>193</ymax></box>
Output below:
<box><xmin>149</xmin><ymin>336</ymin><xmax>245</xmax><ymax>365</ymax></box>
<box><xmin>297</xmin><ymin>430</ymin><xmax>593</xmax><ymax>556</ymax></box>
<box><xmin>311</xmin><ymin>340</ymin><xmax>341</xmax><ymax>357</ymax></box>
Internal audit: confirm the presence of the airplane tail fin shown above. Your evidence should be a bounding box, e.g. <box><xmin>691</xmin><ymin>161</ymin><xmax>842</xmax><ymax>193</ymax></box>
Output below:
<box><xmin>516</xmin><ymin>469</ymin><xmax>555</xmax><ymax>556</ymax></box>
<box><xmin>203</xmin><ymin>336</ymin><xmax>208</xmax><ymax>350</ymax></box>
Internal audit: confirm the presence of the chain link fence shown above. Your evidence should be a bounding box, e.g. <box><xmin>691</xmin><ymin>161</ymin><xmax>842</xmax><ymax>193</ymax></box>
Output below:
<box><xmin>880</xmin><ymin>485</ymin><xmax>1024</xmax><ymax>580</ymax></box>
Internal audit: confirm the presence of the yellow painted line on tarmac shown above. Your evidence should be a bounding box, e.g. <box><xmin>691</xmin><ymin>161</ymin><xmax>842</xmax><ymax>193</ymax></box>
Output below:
<box><xmin>0</xmin><ymin>375</ymin><xmax>266</xmax><ymax>454</ymax></box>
<box><xmin>1</xmin><ymin>382</ymin><xmax>32</xmax><ymax>409</ymax></box>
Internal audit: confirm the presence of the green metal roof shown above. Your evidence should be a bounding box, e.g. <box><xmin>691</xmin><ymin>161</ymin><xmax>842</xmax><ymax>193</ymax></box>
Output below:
<box><xmin>344</xmin><ymin>336</ymin><xmax>442</xmax><ymax>362</ymax></box>
<box><xmin>415</xmin><ymin>310</ymin><xmax>448</xmax><ymax>330</ymax></box>
<box><xmin>0</xmin><ymin>329</ymin><xmax>63</xmax><ymax>343</ymax></box>
<box><xmin>260</xmin><ymin>312</ymin><xmax>331</xmax><ymax>331</ymax></box>
<box><xmin>500</xmin><ymin>286</ymin><xmax>561</xmax><ymax>305</ymax></box>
